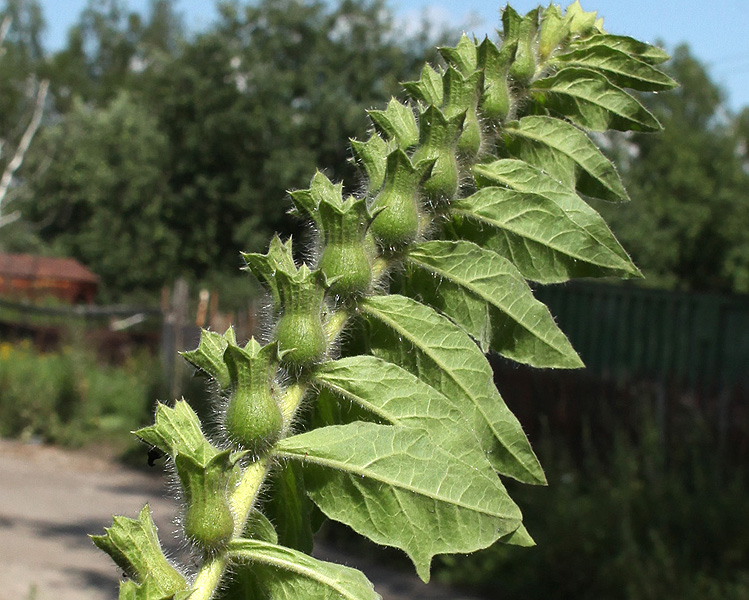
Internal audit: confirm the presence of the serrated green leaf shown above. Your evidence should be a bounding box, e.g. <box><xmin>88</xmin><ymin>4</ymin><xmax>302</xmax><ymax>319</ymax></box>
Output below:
<box><xmin>313</xmin><ymin>355</ymin><xmax>477</xmax><ymax>439</ymax></box>
<box><xmin>367</xmin><ymin>98</ymin><xmax>418</xmax><ymax>149</ymax></box>
<box><xmin>263</xmin><ymin>460</ymin><xmax>315</xmax><ymax>553</ymax></box>
<box><xmin>571</xmin><ymin>33</ymin><xmax>670</xmax><ymax>65</ymax></box>
<box><xmin>405</xmin><ymin>240</ymin><xmax>582</xmax><ymax>368</ymax></box>
<box><xmin>360</xmin><ymin>294</ymin><xmax>545</xmax><ymax>485</ymax></box>
<box><xmin>275</xmin><ymin>422</ymin><xmax>523</xmax><ymax>582</ymax></box>
<box><xmin>451</xmin><ymin>159</ymin><xmax>640</xmax><ymax>283</ymax></box>
<box><xmin>504</xmin><ymin>115</ymin><xmax>629</xmax><ymax>202</ymax></box>
<box><xmin>532</xmin><ymin>67</ymin><xmax>661</xmax><ymax>132</ymax></box>
<box><xmin>403</xmin><ymin>64</ymin><xmax>444</xmax><ymax>106</ymax></box>
<box><xmin>92</xmin><ymin>505</ymin><xmax>187</xmax><ymax>597</ymax></box>
<box><xmin>134</xmin><ymin>400</ymin><xmax>217</xmax><ymax>466</ymax></box>
<box><xmin>553</xmin><ymin>45</ymin><xmax>677</xmax><ymax>91</ymax></box>
<box><xmin>180</xmin><ymin>328</ymin><xmax>234</xmax><ymax>389</ymax></box>
<box><xmin>228</xmin><ymin>538</ymin><xmax>380</xmax><ymax>600</ymax></box>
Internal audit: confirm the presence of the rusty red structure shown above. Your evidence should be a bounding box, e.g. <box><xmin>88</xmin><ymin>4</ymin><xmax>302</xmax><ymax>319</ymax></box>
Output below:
<box><xmin>0</xmin><ymin>253</ymin><xmax>99</xmax><ymax>304</ymax></box>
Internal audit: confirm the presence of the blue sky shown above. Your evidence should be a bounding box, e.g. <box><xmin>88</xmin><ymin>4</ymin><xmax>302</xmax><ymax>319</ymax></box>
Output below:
<box><xmin>39</xmin><ymin>1</ymin><xmax>749</xmax><ymax>112</ymax></box>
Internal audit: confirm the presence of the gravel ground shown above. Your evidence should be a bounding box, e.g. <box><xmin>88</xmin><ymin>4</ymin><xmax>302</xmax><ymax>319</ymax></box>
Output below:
<box><xmin>0</xmin><ymin>439</ymin><xmax>485</xmax><ymax>600</ymax></box>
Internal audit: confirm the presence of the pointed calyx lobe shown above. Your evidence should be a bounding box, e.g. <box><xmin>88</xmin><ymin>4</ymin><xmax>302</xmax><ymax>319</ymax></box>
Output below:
<box><xmin>291</xmin><ymin>172</ymin><xmax>375</xmax><ymax>297</ymax></box>
<box><xmin>243</xmin><ymin>236</ymin><xmax>328</xmax><ymax>366</ymax></box>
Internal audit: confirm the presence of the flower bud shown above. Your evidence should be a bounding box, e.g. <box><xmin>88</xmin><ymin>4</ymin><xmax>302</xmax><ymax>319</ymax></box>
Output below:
<box><xmin>370</xmin><ymin>149</ymin><xmax>434</xmax><ymax>247</ymax></box>
<box><xmin>411</xmin><ymin>106</ymin><xmax>464</xmax><ymax>202</ymax></box>
<box><xmin>223</xmin><ymin>340</ymin><xmax>283</xmax><ymax>453</ymax></box>
<box><xmin>176</xmin><ymin>451</ymin><xmax>235</xmax><ymax>551</ymax></box>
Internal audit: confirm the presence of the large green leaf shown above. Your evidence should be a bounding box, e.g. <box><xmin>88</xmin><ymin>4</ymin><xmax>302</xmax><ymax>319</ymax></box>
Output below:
<box><xmin>450</xmin><ymin>159</ymin><xmax>640</xmax><ymax>283</ymax></box>
<box><xmin>228</xmin><ymin>538</ymin><xmax>380</xmax><ymax>600</ymax></box>
<box><xmin>503</xmin><ymin>115</ymin><xmax>629</xmax><ymax>202</ymax></box>
<box><xmin>405</xmin><ymin>240</ymin><xmax>582</xmax><ymax>368</ymax></box>
<box><xmin>313</xmin><ymin>355</ymin><xmax>477</xmax><ymax>439</ymax></box>
<box><xmin>553</xmin><ymin>45</ymin><xmax>677</xmax><ymax>91</ymax></box>
<box><xmin>532</xmin><ymin>67</ymin><xmax>661</xmax><ymax>131</ymax></box>
<box><xmin>360</xmin><ymin>294</ymin><xmax>545</xmax><ymax>484</ymax></box>
<box><xmin>274</xmin><ymin>422</ymin><xmax>523</xmax><ymax>582</ymax></box>
<box><xmin>570</xmin><ymin>33</ymin><xmax>670</xmax><ymax>65</ymax></box>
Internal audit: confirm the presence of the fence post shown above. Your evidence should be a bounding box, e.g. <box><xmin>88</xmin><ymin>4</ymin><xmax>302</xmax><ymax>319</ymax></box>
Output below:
<box><xmin>161</xmin><ymin>278</ymin><xmax>189</xmax><ymax>400</ymax></box>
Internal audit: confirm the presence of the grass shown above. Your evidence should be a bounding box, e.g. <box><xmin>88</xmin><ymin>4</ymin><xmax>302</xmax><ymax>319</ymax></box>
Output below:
<box><xmin>0</xmin><ymin>339</ymin><xmax>164</xmax><ymax>448</ymax></box>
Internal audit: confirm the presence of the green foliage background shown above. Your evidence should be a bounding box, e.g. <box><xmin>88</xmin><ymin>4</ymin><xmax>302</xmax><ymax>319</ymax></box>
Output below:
<box><xmin>4</xmin><ymin>0</ymin><xmax>749</xmax><ymax>299</ymax></box>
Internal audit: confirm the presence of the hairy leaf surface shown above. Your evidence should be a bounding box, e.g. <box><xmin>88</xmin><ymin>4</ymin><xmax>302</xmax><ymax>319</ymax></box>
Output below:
<box><xmin>228</xmin><ymin>539</ymin><xmax>380</xmax><ymax>600</ymax></box>
<box><xmin>450</xmin><ymin>159</ymin><xmax>639</xmax><ymax>282</ymax></box>
<box><xmin>360</xmin><ymin>294</ymin><xmax>545</xmax><ymax>484</ymax></box>
<box><xmin>274</xmin><ymin>422</ymin><xmax>523</xmax><ymax>581</ymax></box>
<box><xmin>553</xmin><ymin>45</ymin><xmax>677</xmax><ymax>91</ymax></box>
<box><xmin>503</xmin><ymin>115</ymin><xmax>629</xmax><ymax>202</ymax></box>
<box><xmin>570</xmin><ymin>33</ymin><xmax>670</xmax><ymax>65</ymax></box>
<box><xmin>405</xmin><ymin>240</ymin><xmax>582</xmax><ymax>368</ymax></box>
<box><xmin>313</xmin><ymin>355</ymin><xmax>473</xmax><ymax>437</ymax></box>
<box><xmin>532</xmin><ymin>67</ymin><xmax>661</xmax><ymax>131</ymax></box>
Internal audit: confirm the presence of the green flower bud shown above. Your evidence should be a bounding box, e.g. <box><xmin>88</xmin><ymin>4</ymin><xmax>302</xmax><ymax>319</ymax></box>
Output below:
<box><xmin>411</xmin><ymin>106</ymin><xmax>464</xmax><ymax>202</ymax></box>
<box><xmin>564</xmin><ymin>1</ymin><xmax>599</xmax><ymax>35</ymax></box>
<box><xmin>243</xmin><ymin>237</ymin><xmax>328</xmax><ymax>366</ymax></box>
<box><xmin>367</xmin><ymin>97</ymin><xmax>419</xmax><ymax>150</ymax></box>
<box><xmin>439</xmin><ymin>33</ymin><xmax>479</xmax><ymax>77</ymax></box>
<box><xmin>403</xmin><ymin>64</ymin><xmax>444</xmax><ymax>107</ymax></box>
<box><xmin>223</xmin><ymin>340</ymin><xmax>283</xmax><ymax>453</ymax></box>
<box><xmin>442</xmin><ymin>67</ymin><xmax>483</xmax><ymax>157</ymax></box>
<box><xmin>291</xmin><ymin>173</ymin><xmax>374</xmax><ymax>297</ymax></box>
<box><xmin>350</xmin><ymin>133</ymin><xmax>391</xmax><ymax>194</ymax></box>
<box><xmin>478</xmin><ymin>39</ymin><xmax>514</xmax><ymax>121</ymax></box>
<box><xmin>538</xmin><ymin>4</ymin><xmax>571</xmax><ymax>61</ymax></box>
<box><xmin>176</xmin><ymin>451</ymin><xmax>235</xmax><ymax>551</ymax></box>
<box><xmin>370</xmin><ymin>149</ymin><xmax>434</xmax><ymax>247</ymax></box>
<box><xmin>275</xmin><ymin>303</ymin><xmax>327</xmax><ymax>365</ymax></box>
<box><xmin>508</xmin><ymin>9</ymin><xmax>539</xmax><ymax>83</ymax></box>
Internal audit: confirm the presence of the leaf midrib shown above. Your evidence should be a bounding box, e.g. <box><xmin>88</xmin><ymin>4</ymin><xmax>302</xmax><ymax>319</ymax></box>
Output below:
<box><xmin>274</xmin><ymin>440</ymin><xmax>512</xmax><ymax>521</ymax></box>
<box><xmin>407</xmin><ymin>243</ymin><xmax>563</xmax><ymax>354</ymax></box>
<box><xmin>229</xmin><ymin>541</ymin><xmax>360</xmax><ymax>599</ymax></box>
<box><xmin>451</xmin><ymin>200</ymin><xmax>629</xmax><ymax>271</ymax></box>
<box><xmin>359</xmin><ymin>299</ymin><xmax>501</xmax><ymax>458</ymax></box>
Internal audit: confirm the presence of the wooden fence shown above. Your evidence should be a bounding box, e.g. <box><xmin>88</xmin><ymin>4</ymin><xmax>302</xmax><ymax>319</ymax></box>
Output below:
<box><xmin>535</xmin><ymin>281</ymin><xmax>749</xmax><ymax>392</ymax></box>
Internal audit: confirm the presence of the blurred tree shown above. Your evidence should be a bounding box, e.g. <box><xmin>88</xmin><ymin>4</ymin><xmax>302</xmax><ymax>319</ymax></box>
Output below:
<box><xmin>18</xmin><ymin>91</ymin><xmax>179</xmax><ymax>301</ymax></box>
<box><xmin>114</xmin><ymin>0</ymin><xmax>432</xmax><ymax>282</ymax></box>
<box><xmin>597</xmin><ymin>45</ymin><xmax>749</xmax><ymax>294</ymax></box>
<box><xmin>43</xmin><ymin>0</ymin><xmax>184</xmax><ymax>113</ymax></box>
<box><xmin>0</xmin><ymin>0</ymin><xmax>48</xmax><ymax>228</ymax></box>
<box><xmin>12</xmin><ymin>0</ymin><xmax>438</xmax><ymax>299</ymax></box>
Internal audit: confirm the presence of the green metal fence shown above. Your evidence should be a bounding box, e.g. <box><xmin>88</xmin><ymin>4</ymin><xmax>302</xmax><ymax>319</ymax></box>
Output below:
<box><xmin>535</xmin><ymin>281</ymin><xmax>749</xmax><ymax>392</ymax></box>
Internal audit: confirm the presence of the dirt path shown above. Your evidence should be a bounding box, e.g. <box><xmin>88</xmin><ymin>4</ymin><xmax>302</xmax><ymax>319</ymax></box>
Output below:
<box><xmin>0</xmin><ymin>439</ymin><xmax>483</xmax><ymax>600</ymax></box>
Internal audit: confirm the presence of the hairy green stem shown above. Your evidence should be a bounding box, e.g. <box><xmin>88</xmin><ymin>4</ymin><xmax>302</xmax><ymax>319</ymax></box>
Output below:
<box><xmin>189</xmin><ymin>376</ymin><xmax>312</xmax><ymax>597</ymax></box>
<box><xmin>190</xmin><ymin>556</ymin><xmax>228</xmax><ymax>600</ymax></box>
